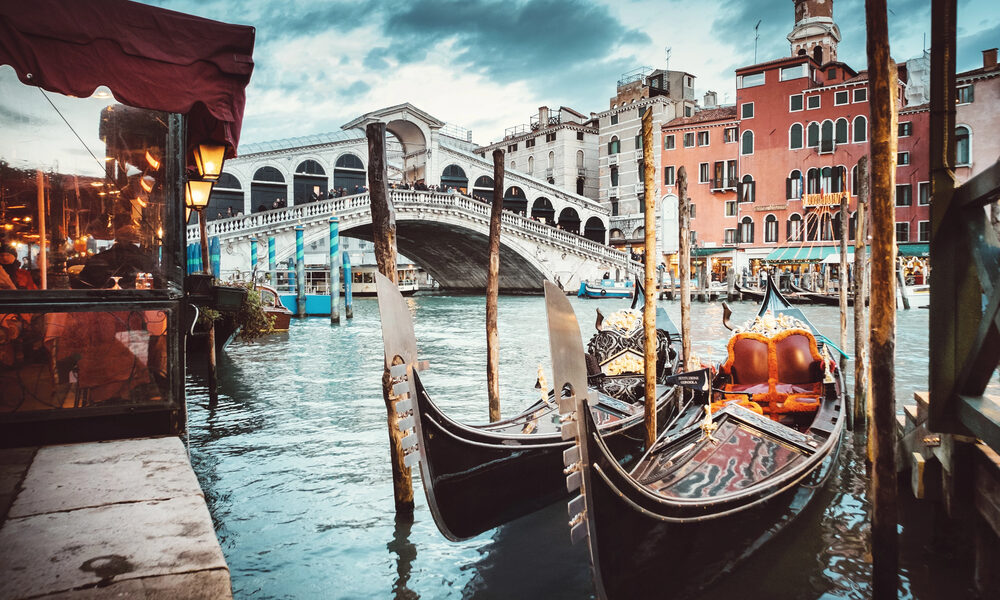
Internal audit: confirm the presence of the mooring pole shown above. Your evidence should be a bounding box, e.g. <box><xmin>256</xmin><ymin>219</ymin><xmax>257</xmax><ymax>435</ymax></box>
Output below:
<box><xmin>486</xmin><ymin>149</ymin><xmax>504</xmax><ymax>422</ymax></box>
<box><xmin>268</xmin><ymin>235</ymin><xmax>276</xmax><ymax>288</ymax></box>
<box><xmin>343</xmin><ymin>251</ymin><xmax>353</xmax><ymax>319</ymax></box>
<box><xmin>209</xmin><ymin>236</ymin><xmax>221</xmax><ymax>280</ymax></box>
<box><xmin>368</xmin><ymin>121</ymin><xmax>413</xmax><ymax>515</ymax></box>
<box><xmin>641</xmin><ymin>109</ymin><xmax>657</xmax><ymax>448</ymax></box>
<box><xmin>295</xmin><ymin>225</ymin><xmax>306</xmax><ymax>318</ymax></box>
<box><xmin>839</xmin><ymin>190</ymin><xmax>852</xmax><ymax>431</ymax></box>
<box><xmin>678</xmin><ymin>166</ymin><xmax>692</xmax><ymax>371</ymax></box>
<box><xmin>250</xmin><ymin>238</ymin><xmax>258</xmax><ymax>280</ymax></box>
<box><xmin>865</xmin><ymin>0</ymin><xmax>900</xmax><ymax>593</ymax></box>
<box><xmin>330</xmin><ymin>217</ymin><xmax>341</xmax><ymax>324</ymax></box>
<box><xmin>854</xmin><ymin>156</ymin><xmax>870</xmax><ymax>430</ymax></box>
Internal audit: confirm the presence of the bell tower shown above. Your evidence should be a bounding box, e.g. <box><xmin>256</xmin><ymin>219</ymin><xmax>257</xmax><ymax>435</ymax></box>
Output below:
<box><xmin>787</xmin><ymin>0</ymin><xmax>841</xmax><ymax>64</ymax></box>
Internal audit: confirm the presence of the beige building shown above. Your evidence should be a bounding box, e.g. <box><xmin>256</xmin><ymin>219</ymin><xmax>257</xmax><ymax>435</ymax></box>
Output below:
<box><xmin>954</xmin><ymin>48</ymin><xmax>1000</xmax><ymax>185</ymax></box>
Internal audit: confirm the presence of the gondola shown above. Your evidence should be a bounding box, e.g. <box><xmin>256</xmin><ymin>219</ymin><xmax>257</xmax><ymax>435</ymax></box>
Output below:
<box><xmin>788</xmin><ymin>281</ymin><xmax>855</xmax><ymax>306</ymax></box>
<box><xmin>375</xmin><ymin>272</ymin><xmax>688</xmax><ymax>541</ymax></box>
<box><xmin>548</xmin><ymin>275</ymin><xmax>845</xmax><ymax>600</ymax></box>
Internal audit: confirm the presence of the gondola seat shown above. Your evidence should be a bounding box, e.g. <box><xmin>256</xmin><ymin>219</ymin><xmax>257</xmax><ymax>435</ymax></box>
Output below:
<box><xmin>718</xmin><ymin>329</ymin><xmax>825</xmax><ymax>423</ymax></box>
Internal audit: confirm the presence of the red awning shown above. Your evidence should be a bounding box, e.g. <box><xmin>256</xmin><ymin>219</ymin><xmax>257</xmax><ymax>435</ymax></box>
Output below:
<box><xmin>0</xmin><ymin>0</ymin><xmax>255</xmax><ymax>158</ymax></box>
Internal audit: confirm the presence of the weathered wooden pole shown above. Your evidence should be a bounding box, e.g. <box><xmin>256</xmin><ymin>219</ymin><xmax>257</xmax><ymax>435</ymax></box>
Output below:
<box><xmin>641</xmin><ymin>108</ymin><xmax>657</xmax><ymax>448</ymax></box>
<box><xmin>368</xmin><ymin>122</ymin><xmax>413</xmax><ymax>515</ymax></box>
<box><xmin>865</xmin><ymin>0</ymin><xmax>899</xmax><ymax>594</ymax></box>
<box><xmin>295</xmin><ymin>225</ymin><xmax>306</xmax><ymax>318</ymax></box>
<box><xmin>330</xmin><ymin>217</ymin><xmax>341</xmax><ymax>324</ymax></box>
<box><xmin>677</xmin><ymin>166</ymin><xmax>692</xmax><ymax>371</ymax></box>
<box><xmin>839</xmin><ymin>190</ymin><xmax>852</xmax><ymax>431</ymax></box>
<box><xmin>854</xmin><ymin>156</ymin><xmax>870</xmax><ymax>430</ymax></box>
<box><xmin>486</xmin><ymin>149</ymin><xmax>504</xmax><ymax>423</ymax></box>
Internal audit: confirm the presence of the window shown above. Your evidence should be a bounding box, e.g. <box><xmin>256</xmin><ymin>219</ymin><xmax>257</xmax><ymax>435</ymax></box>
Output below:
<box><xmin>683</xmin><ymin>132</ymin><xmax>695</xmax><ymax>147</ymax></box>
<box><xmin>724</xmin><ymin>127</ymin><xmax>738</xmax><ymax>143</ymax></box>
<box><xmin>507</xmin><ymin>143</ymin><xmax>517</xmax><ymax>152</ymax></box>
<box><xmin>918</xmin><ymin>181</ymin><xmax>930</xmax><ymax>205</ymax></box>
<box><xmin>956</xmin><ymin>125</ymin><xmax>971</xmax><ymax>165</ymax></box>
<box><xmin>896</xmin><ymin>184</ymin><xmax>912</xmax><ymax>206</ymax></box>
<box><xmin>690</xmin><ymin>204</ymin><xmax>697</xmax><ymax>218</ymax></box>
<box><xmin>854</xmin><ymin>87</ymin><xmax>867</xmax><ymax>102</ymax></box>
<box><xmin>790</xmin><ymin>123</ymin><xmax>803</xmax><ymax>149</ymax></box>
<box><xmin>576</xmin><ymin>150</ymin><xmax>584</xmax><ymax>168</ymax></box>
<box><xmin>820</xmin><ymin>213</ymin><xmax>834</xmax><ymax>241</ymax></box>
<box><xmin>577</xmin><ymin>131</ymin><xmax>584</xmax><ymax>141</ymax></box>
<box><xmin>610</xmin><ymin>198</ymin><xmax>619</xmax><ymax>216</ymax></box>
<box><xmin>821</xmin><ymin>166</ymin><xmax>833</xmax><ymax>192</ymax></box>
<box><xmin>739</xmin><ymin>72</ymin><xmax>765</xmax><ymax>88</ymax></box>
<box><xmin>685</xmin><ymin>106</ymin><xmax>693</xmax><ymax>117</ymax></box>
<box><xmin>828</xmin><ymin>68</ymin><xmax>838</xmax><ymax>80</ymax></box>
<box><xmin>834</xmin><ymin>90</ymin><xmax>849</xmax><ymax>105</ymax></box>
<box><xmin>956</xmin><ymin>84</ymin><xmax>974</xmax><ymax>104</ymax></box>
<box><xmin>639</xmin><ymin>106</ymin><xmax>647</xmax><ymax>118</ymax></box>
<box><xmin>608</xmin><ymin>136</ymin><xmax>620</xmax><ymax>154</ymax></box>
<box><xmin>787</xmin><ymin>214</ymin><xmax>803</xmax><ymax>241</ymax></box>
<box><xmin>918</xmin><ymin>220</ymin><xmax>930</xmax><ymax>242</ymax></box>
<box><xmin>725</xmin><ymin>200</ymin><xmax>738</xmax><ymax>216</ymax></box>
<box><xmin>781</xmin><ymin>64</ymin><xmax>806</xmax><ymax>81</ymax></box>
<box><xmin>898</xmin><ymin>152</ymin><xmax>910</xmax><ymax>166</ymax></box>
<box><xmin>739</xmin><ymin>217</ymin><xmax>754</xmax><ymax>243</ymax></box>
<box><xmin>712</xmin><ymin>161</ymin><xmax>725</xmax><ymax>188</ymax></box>
<box><xmin>807</xmin><ymin>95</ymin><xmax>820</xmax><ymax>109</ymax></box>
<box><xmin>635</xmin><ymin>135</ymin><xmax>642</xmax><ymax>151</ymax></box>
<box><xmin>807</xmin><ymin>122</ymin><xmax>820</xmax><ymax>147</ymax></box>
<box><xmin>899</xmin><ymin>122</ymin><xmax>913</xmax><ymax>137</ymax></box>
<box><xmin>896</xmin><ymin>222</ymin><xmax>910</xmax><ymax>242</ymax></box>
<box><xmin>741</xmin><ymin>130</ymin><xmax>754</xmax><ymax>155</ymax></box>
<box><xmin>699</xmin><ymin>163</ymin><xmax>710</xmax><ymax>183</ymax></box>
<box><xmin>739</xmin><ymin>174</ymin><xmax>755</xmax><ymax>202</ymax></box>
<box><xmin>610</xmin><ymin>113</ymin><xmax>619</xmax><ymax>125</ymax></box>
<box><xmin>790</xmin><ymin>94</ymin><xmax>804</xmax><ymax>111</ymax></box>
<box><xmin>806</xmin><ymin>168</ymin><xmax>821</xmax><ymax>194</ymax></box>
<box><xmin>787</xmin><ymin>170</ymin><xmax>803</xmax><ymax>199</ymax></box>
<box><xmin>851</xmin><ymin>165</ymin><xmax>859</xmax><ymax>195</ymax></box>
<box><xmin>686</xmin><ymin>75</ymin><xmax>694</xmax><ymax>87</ymax></box>
<box><xmin>853</xmin><ymin>116</ymin><xmax>867</xmax><ymax>142</ymax></box>
<box><xmin>525</xmin><ymin>138</ymin><xmax>536</xmax><ymax>148</ymax></box>
<box><xmin>765</xmin><ymin>214</ymin><xmax>778</xmax><ymax>243</ymax></box>
<box><xmin>663</xmin><ymin>166</ymin><xmax>675</xmax><ymax>186</ymax></box>
<box><xmin>805</xmin><ymin>213</ymin><xmax>819</xmax><ymax>241</ymax></box>
<box><xmin>727</xmin><ymin>160</ymin><xmax>737</xmax><ymax>187</ymax></box>
<box><xmin>547</xmin><ymin>151</ymin><xmax>554</xmax><ymax>170</ymax></box>
<box><xmin>510</xmin><ymin>160</ymin><xmax>516</xmax><ymax>170</ymax></box>
<box><xmin>697</xmin><ymin>131</ymin><xmax>709</xmax><ymax>146</ymax></box>
<box><xmin>527</xmin><ymin>156</ymin><xmax>534</xmax><ymax>174</ymax></box>
<box><xmin>545</xmin><ymin>132</ymin><xmax>556</xmax><ymax>142</ymax></box>
<box><xmin>610</xmin><ymin>166</ymin><xmax>619</xmax><ymax>187</ymax></box>
<box><xmin>725</xmin><ymin>228</ymin><xmax>738</xmax><ymax>244</ymax></box>
<box><xmin>835</xmin><ymin>118</ymin><xmax>848</xmax><ymax>144</ymax></box>
<box><xmin>664</xmin><ymin>134</ymin><xmax>675</xmax><ymax>150</ymax></box>
<box><xmin>741</xmin><ymin>102</ymin><xmax>754</xmax><ymax>118</ymax></box>
<box><xmin>820</xmin><ymin>120</ymin><xmax>834</xmax><ymax>153</ymax></box>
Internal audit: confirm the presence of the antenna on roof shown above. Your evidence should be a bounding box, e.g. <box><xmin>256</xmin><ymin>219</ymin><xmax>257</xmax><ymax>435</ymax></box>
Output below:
<box><xmin>754</xmin><ymin>20</ymin><xmax>762</xmax><ymax>63</ymax></box>
<box><xmin>665</xmin><ymin>46</ymin><xmax>672</xmax><ymax>71</ymax></box>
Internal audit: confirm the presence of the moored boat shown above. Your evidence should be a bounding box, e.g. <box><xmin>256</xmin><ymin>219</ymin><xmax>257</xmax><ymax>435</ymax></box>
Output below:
<box><xmin>351</xmin><ymin>264</ymin><xmax>419</xmax><ymax>296</ymax></box>
<box><xmin>375</xmin><ymin>273</ymin><xmax>688</xmax><ymax>541</ymax></box>
<box><xmin>548</xmin><ymin>275</ymin><xmax>845</xmax><ymax>599</ymax></box>
<box><xmin>257</xmin><ymin>284</ymin><xmax>292</xmax><ymax>331</ymax></box>
<box><xmin>578</xmin><ymin>278</ymin><xmax>634</xmax><ymax>299</ymax></box>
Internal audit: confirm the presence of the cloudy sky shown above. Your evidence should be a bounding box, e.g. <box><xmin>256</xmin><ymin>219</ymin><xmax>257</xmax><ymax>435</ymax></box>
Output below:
<box><xmin>151</xmin><ymin>0</ymin><xmax>998</xmax><ymax>149</ymax></box>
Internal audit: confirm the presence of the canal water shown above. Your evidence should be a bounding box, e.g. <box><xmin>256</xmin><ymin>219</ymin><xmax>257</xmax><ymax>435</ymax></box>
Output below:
<box><xmin>186</xmin><ymin>294</ymin><xmax>975</xmax><ymax>599</ymax></box>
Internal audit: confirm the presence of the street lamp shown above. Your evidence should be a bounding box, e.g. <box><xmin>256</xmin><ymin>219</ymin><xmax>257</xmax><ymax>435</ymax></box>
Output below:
<box><xmin>193</xmin><ymin>143</ymin><xmax>226</xmax><ymax>181</ymax></box>
<box><xmin>185</xmin><ymin>179</ymin><xmax>214</xmax><ymax>275</ymax></box>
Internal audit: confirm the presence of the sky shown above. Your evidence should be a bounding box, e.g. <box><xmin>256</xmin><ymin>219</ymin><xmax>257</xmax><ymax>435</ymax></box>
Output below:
<box><xmin>149</xmin><ymin>0</ymin><xmax>999</xmax><ymax>149</ymax></box>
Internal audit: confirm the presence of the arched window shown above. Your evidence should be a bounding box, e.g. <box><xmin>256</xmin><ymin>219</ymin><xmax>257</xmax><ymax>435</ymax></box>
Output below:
<box><xmin>853</xmin><ymin>116</ymin><xmax>867</xmax><ymax>143</ymax></box>
<box><xmin>608</xmin><ymin>136</ymin><xmax>620</xmax><ymax>154</ymax></box>
<box><xmin>217</xmin><ymin>173</ymin><xmax>242</xmax><ymax>190</ymax></box>
<box><xmin>790</xmin><ymin>123</ymin><xmax>803</xmax><ymax>149</ymax></box>
<box><xmin>788</xmin><ymin>170</ymin><xmax>802</xmax><ymax>199</ymax></box>
<box><xmin>739</xmin><ymin>216</ymin><xmax>754</xmax><ymax>243</ymax></box>
<box><xmin>334</xmin><ymin>154</ymin><xmax>364</xmax><ymax>170</ymax></box>
<box><xmin>813</xmin><ymin>45</ymin><xmax>824</xmax><ymax>64</ymax></box>
<box><xmin>807</xmin><ymin>122</ymin><xmax>820</xmax><ymax>147</ymax></box>
<box><xmin>832</xmin><ymin>211</ymin><xmax>843</xmax><ymax>240</ymax></box>
<box><xmin>253</xmin><ymin>166</ymin><xmax>284</xmax><ymax>182</ymax></box>
<box><xmin>820</xmin><ymin>212</ymin><xmax>833</xmax><ymax>241</ymax></box>
<box><xmin>558</xmin><ymin>207</ymin><xmax>581</xmax><ymax>235</ymax></box>
<box><xmin>577</xmin><ymin>150</ymin><xmax>584</xmax><ymax>168</ymax></box>
<box><xmin>295</xmin><ymin>160</ymin><xmax>326</xmax><ymax>175</ymax></box>
<box><xmin>787</xmin><ymin>213</ymin><xmax>803</xmax><ymax>242</ymax></box>
<box><xmin>739</xmin><ymin>174</ymin><xmax>755</xmax><ymax>203</ymax></box>
<box><xmin>956</xmin><ymin>125</ymin><xmax>971</xmax><ymax>165</ymax></box>
<box><xmin>610</xmin><ymin>165</ymin><xmax>619</xmax><ymax>187</ymax></box>
<box><xmin>531</xmin><ymin>197</ymin><xmax>555</xmax><ymax>224</ymax></box>
<box><xmin>805</xmin><ymin>213</ymin><xmax>819</xmax><ymax>241</ymax></box>
<box><xmin>741</xmin><ymin>130</ymin><xmax>754</xmax><ymax>155</ymax></box>
<box><xmin>821</xmin><ymin>167</ymin><xmax>833</xmax><ymax>192</ymax></box>
<box><xmin>835</xmin><ymin>118</ymin><xmax>849</xmax><ymax>144</ymax></box>
<box><xmin>832</xmin><ymin>166</ymin><xmax>846</xmax><ymax>192</ymax></box>
<box><xmin>849</xmin><ymin>211</ymin><xmax>858</xmax><ymax>240</ymax></box>
<box><xmin>333</xmin><ymin>154</ymin><xmax>365</xmax><ymax>193</ymax></box>
<box><xmin>820</xmin><ymin>120</ymin><xmax>834</xmax><ymax>152</ymax></box>
<box><xmin>851</xmin><ymin>165</ymin><xmax>859</xmax><ymax>196</ymax></box>
<box><xmin>806</xmin><ymin>168</ymin><xmax>821</xmax><ymax>194</ymax></box>
<box><xmin>527</xmin><ymin>156</ymin><xmax>534</xmax><ymax>175</ymax></box>
<box><xmin>510</xmin><ymin>160</ymin><xmax>516</xmax><ymax>170</ymax></box>
<box><xmin>576</xmin><ymin>177</ymin><xmax>585</xmax><ymax>195</ymax></box>
<box><xmin>547</xmin><ymin>151</ymin><xmax>554</xmax><ymax>170</ymax></box>
<box><xmin>441</xmin><ymin>164</ymin><xmax>468</xmax><ymax>190</ymax></box>
<box><xmin>764</xmin><ymin>214</ymin><xmax>778</xmax><ymax>243</ymax></box>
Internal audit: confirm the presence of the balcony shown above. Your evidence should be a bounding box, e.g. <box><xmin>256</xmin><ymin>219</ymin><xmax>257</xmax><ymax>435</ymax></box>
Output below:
<box><xmin>710</xmin><ymin>177</ymin><xmax>737</xmax><ymax>192</ymax></box>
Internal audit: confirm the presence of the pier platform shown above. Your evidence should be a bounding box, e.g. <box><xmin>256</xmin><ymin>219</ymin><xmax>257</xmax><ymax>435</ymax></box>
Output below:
<box><xmin>0</xmin><ymin>437</ymin><xmax>231</xmax><ymax>600</ymax></box>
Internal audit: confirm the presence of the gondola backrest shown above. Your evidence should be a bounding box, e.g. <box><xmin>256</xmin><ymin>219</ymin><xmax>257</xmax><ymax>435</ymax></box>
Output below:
<box><xmin>727</xmin><ymin>337</ymin><xmax>770</xmax><ymax>384</ymax></box>
<box><xmin>775</xmin><ymin>333</ymin><xmax>824</xmax><ymax>384</ymax></box>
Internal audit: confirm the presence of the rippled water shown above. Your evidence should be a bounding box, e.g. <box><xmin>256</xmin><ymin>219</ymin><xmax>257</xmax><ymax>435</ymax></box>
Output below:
<box><xmin>186</xmin><ymin>295</ymin><xmax>972</xmax><ymax>599</ymax></box>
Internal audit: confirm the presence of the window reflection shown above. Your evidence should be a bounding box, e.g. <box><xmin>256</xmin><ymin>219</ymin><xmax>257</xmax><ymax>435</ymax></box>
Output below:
<box><xmin>0</xmin><ymin>308</ymin><xmax>171</xmax><ymax>411</ymax></box>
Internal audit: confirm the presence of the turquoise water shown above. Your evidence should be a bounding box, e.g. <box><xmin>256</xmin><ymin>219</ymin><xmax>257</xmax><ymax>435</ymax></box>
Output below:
<box><xmin>186</xmin><ymin>295</ymin><xmax>972</xmax><ymax>599</ymax></box>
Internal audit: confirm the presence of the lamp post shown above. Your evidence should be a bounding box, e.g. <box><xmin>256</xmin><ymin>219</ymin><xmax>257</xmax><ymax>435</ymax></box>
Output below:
<box><xmin>185</xmin><ymin>179</ymin><xmax>213</xmax><ymax>275</ymax></box>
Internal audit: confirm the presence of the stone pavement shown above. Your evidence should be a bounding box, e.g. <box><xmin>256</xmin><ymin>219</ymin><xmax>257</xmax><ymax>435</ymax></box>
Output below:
<box><xmin>0</xmin><ymin>437</ymin><xmax>231</xmax><ymax>599</ymax></box>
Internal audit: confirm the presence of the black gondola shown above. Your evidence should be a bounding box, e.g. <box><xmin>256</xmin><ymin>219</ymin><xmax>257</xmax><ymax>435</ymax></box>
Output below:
<box><xmin>375</xmin><ymin>273</ymin><xmax>687</xmax><ymax>541</ymax></box>
<box><xmin>548</xmin><ymin>275</ymin><xmax>845</xmax><ymax>599</ymax></box>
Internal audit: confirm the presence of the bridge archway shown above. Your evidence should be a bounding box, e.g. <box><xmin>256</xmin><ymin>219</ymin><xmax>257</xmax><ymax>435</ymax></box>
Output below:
<box><xmin>558</xmin><ymin>207</ymin><xmax>581</xmax><ymax>235</ymax></box>
<box><xmin>334</xmin><ymin>153</ymin><xmax>366</xmax><ymax>193</ymax></box>
<box><xmin>531</xmin><ymin>197</ymin><xmax>555</xmax><ymax>225</ymax></box>
<box><xmin>251</xmin><ymin>166</ymin><xmax>286</xmax><ymax>212</ymax></box>
<box><xmin>441</xmin><ymin>164</ymin><xmax>468</xmax><ymax>192</ymax></box>
<box><xmin>504</xmin><ymin>186</ymin><xmax>527</xmax><ymax>215</ymax></box>
<box><xmin>472</xmin><ymin>175</ymin><xmax>494</xmax><ymax>201</ymax></box>
<box><xmin>584</xmin><ymin>216</ymin><xmax>606</xmax><ymax>243</ymax></box>
<box><xmin>208</xmin><ymin>173</ymin><xmax>244</xmax><ymax>220</ymax></box>
<box><xmin>294</xmin><ymin>159</ymin><xmax>328</xmax><ymax>204</ymax></box>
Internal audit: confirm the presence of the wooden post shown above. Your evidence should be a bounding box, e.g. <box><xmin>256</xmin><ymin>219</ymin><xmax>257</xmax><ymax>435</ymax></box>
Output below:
<box><xmin>330</xmin><ymin>217</ymin><xmax>341</xmax><ymax>324</ymax></box>
<box><xmin>865</xmin><ymin>1</ymin><xmax>899</xmax><ymax>594</ymax></box>
<box><xmin>839</xmin><ymin>191</ymin><xmax>852</xmax><ymax>431</ymax></box>
<box><xmin>897</xmin><ymin>260</ymin><xmax>911</xmax><ymax>309</ymax></box>
<box><xmin>486</xmin><ymin>149</ymin><xmax>504</xmax><ymax>423</ymax></box>
<box><xmin>295</xmin><ymin>225</ymin><xmax>306</xmax><ymax>318</ymax></box>
<box><xmin>35</xmin><ymin>170</ymin><xmax>47</xmax><ymax>289</ymax></box>
<box><xmin>267</xmin><ymin>236</ymin><xmax>276</xmax><ymax>289</ymax></box>
<box><xmin>854</xmin><ymin>156</ymin><xmax>870</xmax><ymax>430</ymax></box>
<box><xmin>368</xmin><ymin>122</ymin><xmax>413</xmax><ymax>515</ymax></box>
<box><xmin>677</xmin><ymin>166</ymin><xmax>692</xmax><ymax>371</ymax></box>
<box><xmin>206</xmin><ymin>322</ymin><xmax>218</xmax><ymax>406</ymax></box>
<box><xmin>641</xmin><ymin>109</ymin><xmax>657</xmax><ymax>448</ymax></box>
<box><xmin>343</xmin><ymin>251</ymin><xmax>354</xmax><ymax>319</ymax></box>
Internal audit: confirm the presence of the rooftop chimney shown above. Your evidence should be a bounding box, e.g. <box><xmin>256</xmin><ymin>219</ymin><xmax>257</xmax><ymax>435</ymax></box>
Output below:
<box><xmin>538</xmin><ymin>106</ymin><xmax>549</xmax><ymax>127</ymax></box>
<box><xmin>984</xmin><ymin>48</ymin><xmax>998</xmax><ymax>69</ymax></box>
<box><xmin>703</xmin><ymin>91</ymin><xmax>718</xmax><ymax>108</ymax></box>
